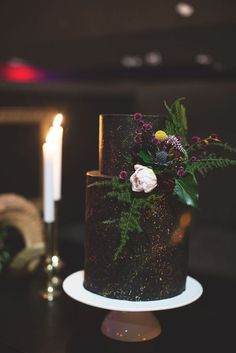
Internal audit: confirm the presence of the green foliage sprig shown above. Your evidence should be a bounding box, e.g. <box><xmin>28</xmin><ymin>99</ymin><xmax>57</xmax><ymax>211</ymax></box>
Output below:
<box><xmin>89</xmin><ymin>179</ymin><xmax>162</xmax><ymax>260</ymax></box>
<box><xmin>161</xmin><ymin>99</ymin><xmax>236</xmax><ymax>207</ymax></box>
<box><xmin>164</xmin><ymin>98</ymin><xmax>188</xmax><ymax>144</ymax></box>
<box><xmin>185</xmin><ymin>154</ymin><xmax>236</xmax><ymax>177</ymax></box>
<box><xmin>89</xmin><ymin>177</ymin><xmax>131</xmax><ymax>203</ymax></box>
<box><xmin>214</xmin><ymin>142</ymin><xmax>236</xmax><ymax>153</ymax></box>
<box><xmin>187</xmin><ymin>140</ymin><xmax>236</xmax><ymax>154</ymax></box>
<box><xmin>113</xmin><ymin>193</ymin><xmax>162</xmax><ymax>260</ymax></box>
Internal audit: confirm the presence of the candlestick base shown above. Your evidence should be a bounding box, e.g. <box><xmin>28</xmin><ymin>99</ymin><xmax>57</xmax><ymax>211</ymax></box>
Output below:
<box><xmin>50</xmin><ymin>201</ymin><xmax>65</xmax><ymax>272</ymax></box>
<box><xmin>40</xmin><ymin>261</ymin><xmax>63</xmax><ymax>301</ymax></box>
<box><xmin>40</xmin><ymin>222</ymin><xmax>63</xmax><ymax>301</ymax></box>
<box><xmin>40</xmin><ymin>281</ymin><xmax>62</xmax><ymax>301</ymax></box>
<box><xmin>51</xmin><ymin>254</ymin><xmax>64</xmax><ymax>271</ymax></box>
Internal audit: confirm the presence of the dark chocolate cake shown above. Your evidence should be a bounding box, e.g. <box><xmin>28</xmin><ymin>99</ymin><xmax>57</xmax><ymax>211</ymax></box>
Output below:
<box><xmin>83</xmin><ymin>113</ymin><xmax>191</xmax><ymax>301</ymax></box>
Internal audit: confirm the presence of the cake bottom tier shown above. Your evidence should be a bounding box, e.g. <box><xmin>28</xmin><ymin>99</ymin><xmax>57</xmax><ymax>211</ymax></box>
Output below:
<box><xmin>84</xmin><ymin>171</ymin><xmax>191</xmax><ymax>301</ymax></box>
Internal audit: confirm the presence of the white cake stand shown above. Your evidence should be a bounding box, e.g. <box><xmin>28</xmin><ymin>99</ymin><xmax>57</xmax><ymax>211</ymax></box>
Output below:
<box><xmin>63</xmin><ymin>270</ymin><xmax>203</xmax><ymax>342</ymax></box>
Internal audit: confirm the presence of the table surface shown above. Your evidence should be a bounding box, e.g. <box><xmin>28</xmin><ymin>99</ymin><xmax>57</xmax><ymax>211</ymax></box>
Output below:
<box><xmin>0</xmin><ymin>261</ymin><xmax>235</xmax><ymax>353</ymax></box>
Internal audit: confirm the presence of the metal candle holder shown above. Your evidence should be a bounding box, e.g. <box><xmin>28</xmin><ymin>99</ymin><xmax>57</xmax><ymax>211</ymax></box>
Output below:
<box><xmin>51</xmin><ymin>201</ymin><xmax>64</xmax><ymax>271</ymax></box>
<box><xmin>40</xmin><ymin>202</ymin><xmax>64</xmax><ymax>301</ymax></box>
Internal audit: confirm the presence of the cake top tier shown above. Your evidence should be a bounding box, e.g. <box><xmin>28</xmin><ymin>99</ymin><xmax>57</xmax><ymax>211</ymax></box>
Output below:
<box><xmin>99</xmin><ymin>113</ymin><xmax>165</xmax><ymax>176</ymax></box>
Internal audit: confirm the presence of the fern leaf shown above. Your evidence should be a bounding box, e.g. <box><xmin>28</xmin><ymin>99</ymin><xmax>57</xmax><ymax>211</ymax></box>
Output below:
<box><xmin>209</xmin><ymin>142</ymin><xmax>236</xmax><ymax>153</ymax></box>
<box><xmin>113</xmin><ymin>194</ymin><xmax>162</xmax><ymax>260</ymax></box>
<box><xmin>186</xmin><ymin>157</ymin><xmax>236</xmax><ymax>176</ymax></box>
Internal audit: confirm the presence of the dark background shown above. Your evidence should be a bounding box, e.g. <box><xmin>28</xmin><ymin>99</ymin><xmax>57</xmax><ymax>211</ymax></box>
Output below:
<box><xmin>0</xmin><ymin>0</ymin><xmax>235</xmax><ymax>275</ymax></box>
<box><xmin>0</xmin><ymin>2</ymin><xmax>236</xmax><ymax>353</ymax></box>
<box><xmin>1</xmin><ymin>84</ymin><xmax>236</xmax><ymax>229</ymax></box>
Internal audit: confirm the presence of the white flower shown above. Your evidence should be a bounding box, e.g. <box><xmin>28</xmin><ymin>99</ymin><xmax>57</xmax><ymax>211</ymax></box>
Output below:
<box><xmin>130</xmin><ymin>164</ymin><xmax>157</xmax><ymax>193</ymax></box>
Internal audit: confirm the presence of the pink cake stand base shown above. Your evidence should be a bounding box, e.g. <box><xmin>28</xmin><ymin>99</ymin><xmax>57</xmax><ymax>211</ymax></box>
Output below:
<box><xmin>63</xmin><ymin>270</ymin><xmax>203</xmax><ymax>342</ymax></box>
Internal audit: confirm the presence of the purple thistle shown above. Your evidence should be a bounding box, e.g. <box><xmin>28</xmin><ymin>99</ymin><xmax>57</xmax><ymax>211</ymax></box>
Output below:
<box><xmin>177</xmin><ymin>167</ymin><xmax>186</xmax><ymax>177</ymax></box>
<box><xmin>174</xmin><ymin>150</ymin><xmax>182</xmax><ymax>158</ymax></box>
<box><xmin>134</xmin><ymin>129</ymin><xmax>142</xmax><ymax>135</ymax></box>
<box><xmin>143</xmin><ymin>122</ymin><xmax>153</xmax><ymax>130</ymax></box>
<box><xmin>190</xmin><ymin>156</ymin><xmax>197</xmax><ymax>162</ymax></box>
<box><xmin>134</xmin><ymin>135</ymin><xmax>143</xmax><ymax>144</ymax></box>
<box><xmin>184</xmin><ymin>143</ymin><xmax>190</xmax><ymax>148</ymax></box>
<box><xmin>192</xmin><ymin>136</ymin><xmax>201</xmax><ymax>144</ymax></box>
<box><xmin>138</xmin><ymin>120</ymin><xmax>144</xmax><ymax>128</ymax></box>
<box><xmin>119</xmin><ymin>170</ymin><xmax>128</xmax><ymax>180</ymax></box>
<box><xmin>134</xmin><ymin>112</ymin><xmax>143</xmax><ymax>121</ymax></box>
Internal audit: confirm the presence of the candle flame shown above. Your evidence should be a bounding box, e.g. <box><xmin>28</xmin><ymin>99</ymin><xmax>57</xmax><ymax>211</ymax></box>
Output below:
<box><xmin>53</xmin><ymin>113</ymin><xmax>63</xmax><ymax>127</ymax></box>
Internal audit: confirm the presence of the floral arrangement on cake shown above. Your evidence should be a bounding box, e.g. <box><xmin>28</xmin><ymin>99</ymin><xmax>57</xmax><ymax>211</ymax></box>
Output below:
<box><xmin>90</xmin><ymin>98</ymin><xmax>236</xmax><ymax>259</ymax></box>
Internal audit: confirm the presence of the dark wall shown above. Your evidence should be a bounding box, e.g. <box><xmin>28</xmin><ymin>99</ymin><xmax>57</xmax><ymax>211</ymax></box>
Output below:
<box><xmin>0</xmin><ymin>123</ymin><xmax>39</xmax><ymax>198</ymax></box>
<box><xmin>0</xmin><ymin>90</ymin><xmax>134</xmax><ymax>224</ymax></box>
<box><xmin>0</xmin><ymin>80</ymin><xmax>236</xmax><ymax>228</ymax></box>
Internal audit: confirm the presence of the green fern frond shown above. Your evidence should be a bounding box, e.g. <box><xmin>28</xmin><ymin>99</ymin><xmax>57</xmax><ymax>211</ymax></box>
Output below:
<box><xmin>186</xmin><ymin>155</ymin><xmax>236</xmax><ymax>176</ymax></box>
<box><xmin>88</xmin><ymin>177</ymin><xmax>128</xmax><ymax>190</ymax></box>
<box><xmin>106</xmin><ymin>190</ymin><xmax>131</xmax><ymax>203</ymax></box>
<box><xmin>102</xmin><ymin>219</ymin><xmax>118</xmax><ymax>225</ymax></box>
<box><xmin>209</xmin><ymin>142</ymin><xmax>236</xmax><ymax>153</ymax></box>
<box><xmin>113</xmin><ymin>193</ymin><xmax>162</xmax><ymax>260</ymax></box>
<box><xmin>89</xmin><ymin>177</ymin><xmax>162</xmax><ymax>259</ymax></box>
<box><xmin>87</xmin><ymin>180</ymin><xmax>113</xmax><ymax>188</ymax></box>
<box><xmin>186</xmin><ymin>141</ymin><xmax>236</xmax><ymax>156</ymax></box>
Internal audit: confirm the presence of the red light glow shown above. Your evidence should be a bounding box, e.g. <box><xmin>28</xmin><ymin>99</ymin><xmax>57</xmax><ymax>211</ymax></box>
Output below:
<box><xmin>0</xmin><ymin>61</ymin><xmax>45</xmax><ymax>82</ymax></box>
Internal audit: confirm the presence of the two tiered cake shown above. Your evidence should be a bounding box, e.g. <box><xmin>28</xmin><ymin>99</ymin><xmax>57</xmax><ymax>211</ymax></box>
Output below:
<box><xmin>83</xmin><ymin>113</ymin><xmax>191</xmax><ymax>301</ymax></box>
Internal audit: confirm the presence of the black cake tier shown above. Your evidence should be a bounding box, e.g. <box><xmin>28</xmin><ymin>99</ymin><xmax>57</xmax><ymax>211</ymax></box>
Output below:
<box><xmin>84</xmin><ymin>171</ymin><xmax>191</xmax><ymax>301</ymax></box>
<box><xmin>99</xmin><ymin>114</ymin><xmax>165</xmax><ymax>176</ymax></box>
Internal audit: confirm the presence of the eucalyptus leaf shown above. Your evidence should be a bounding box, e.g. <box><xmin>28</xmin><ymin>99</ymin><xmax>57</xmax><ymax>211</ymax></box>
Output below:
<box><xmin>174</xmin><ymin>173</ymin><xmax>199</xmax><ymax>208</ymax></box>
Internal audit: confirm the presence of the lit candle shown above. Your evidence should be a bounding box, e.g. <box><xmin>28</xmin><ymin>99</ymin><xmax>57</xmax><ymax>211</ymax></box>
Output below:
<box><xmin>48</xmin><ymin>113</ymin><xmax>63</xmax><ymax>201</ymax></box>
<box><xmin>43</xmin><ymin>133</ymin><xmax>55</xmax><ymax>223</ymax></box>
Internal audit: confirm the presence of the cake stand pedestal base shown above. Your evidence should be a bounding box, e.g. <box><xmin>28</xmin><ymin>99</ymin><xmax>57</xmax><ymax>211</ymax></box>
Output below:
<box><xmin>63</xmin><ymin>270</ymin><xmax>203</xmax><ymax>342</ymax></box>
<box><xmin>101</xmin><ymin>311</ymin><xmax>161</xmax><ymax>342</ymax></box>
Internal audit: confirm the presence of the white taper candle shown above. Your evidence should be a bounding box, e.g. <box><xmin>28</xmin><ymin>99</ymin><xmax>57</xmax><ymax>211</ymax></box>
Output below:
<box><xmin>43</xmin><ymin>138</ymin><xmax>55</xmax><ymax>223</ymax></box>
<box><xmin>49</xmin><ymin>114</ymin><xmax>63</xmax><ymax>201</ymax></box>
